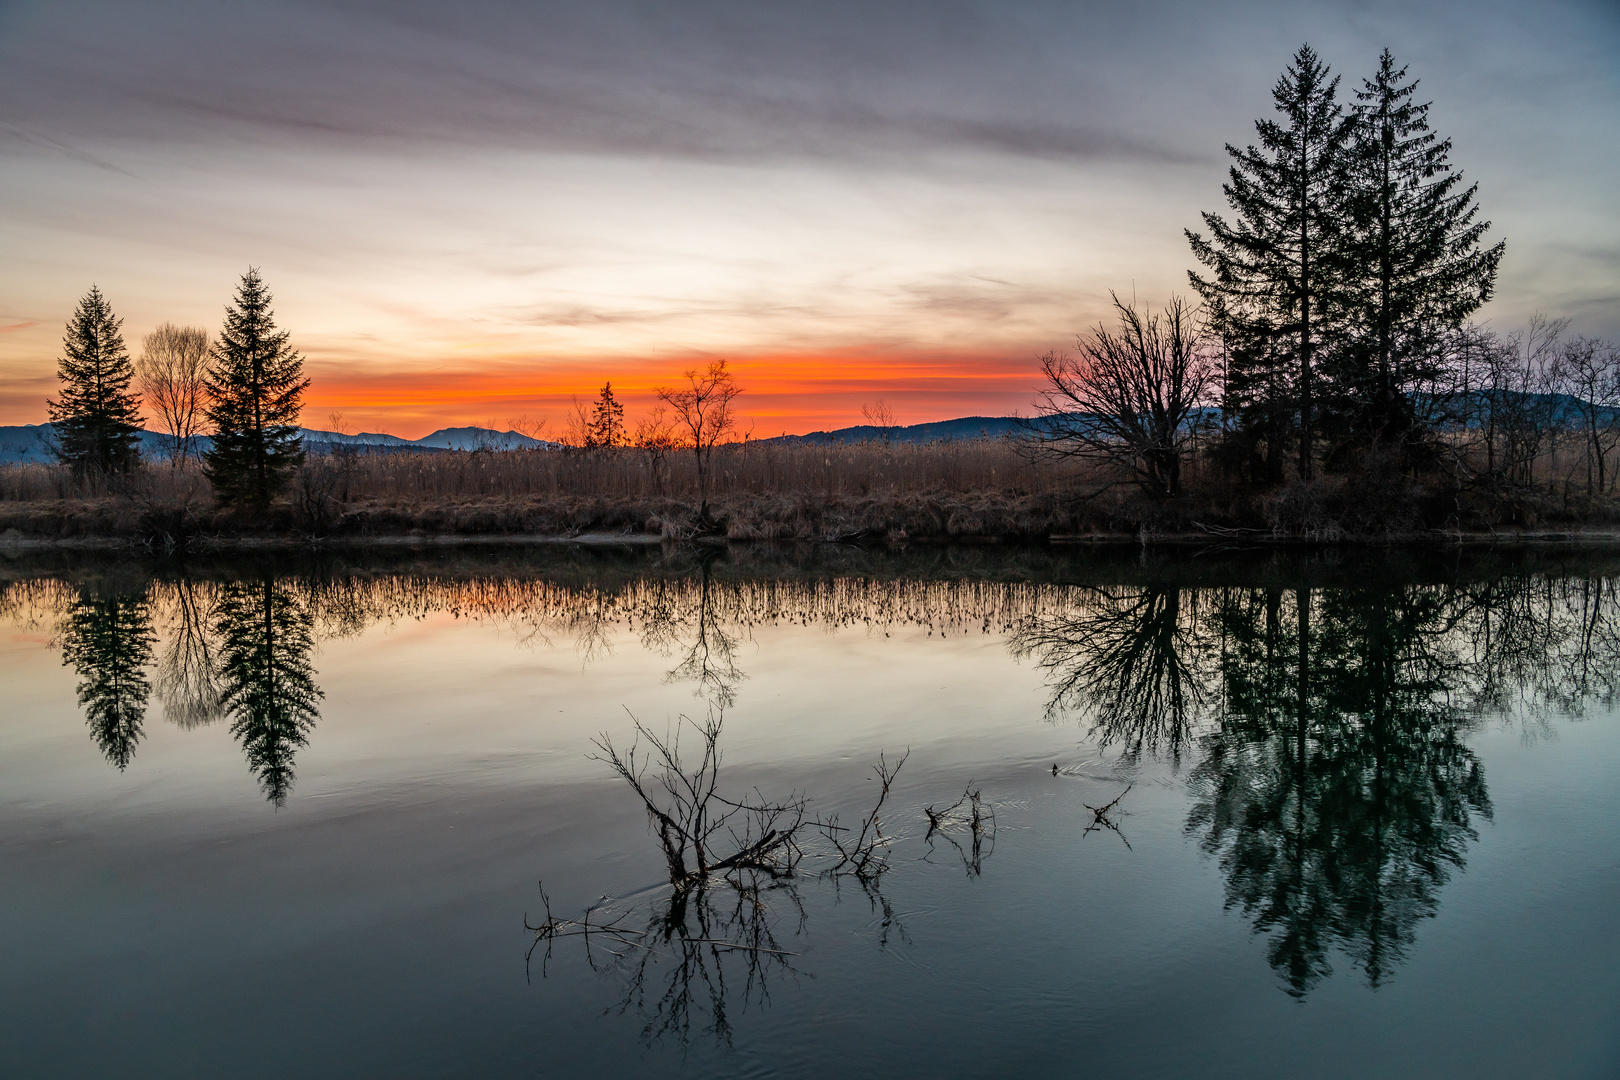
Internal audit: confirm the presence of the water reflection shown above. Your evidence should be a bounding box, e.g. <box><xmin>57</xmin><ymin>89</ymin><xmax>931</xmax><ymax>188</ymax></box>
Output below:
<box><xmin>7</xmin><ymin>547</ymin><xmax>1619</xmax><ymax>997</ymax></box>
<box><xmin>1191</xmin><ymin>585</ymin><xmax>1493</xmax><ymax>995</ymax></box>
<box><xmin>60</xmin><ymin>588</ymin><xmax>155</xmax><ymax>770</ymax></box>
<box><xmin>213</xmin><ymin>579</ymin><xmax>322</xmax><ymax>806</ymax></box>
<box><xmin>1010</xmin><ymin>584</ymin><xmax>1209</xmax><ymax>765</ymax></box>
<box><xmin>654</xmin><ymin>557</ymin><xmax>746</xmax><ymax>708</ymax></box>
<box><xmin>530</xmin><ymin>710</ymin><xmax>922</xmax><ymax>1047</ymax></box>
<box><xmin>155</xmin><ymin>579</ymin><xmax>222</xmax><ymax>729</ymax></box>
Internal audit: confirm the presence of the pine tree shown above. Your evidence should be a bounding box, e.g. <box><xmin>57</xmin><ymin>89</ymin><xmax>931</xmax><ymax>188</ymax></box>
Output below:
<box><xmin>214</xmin><ymin>578</ymin><xmax>322</xmax><ymax>805</ymax></box>
<box><xmin>61</xmin><ymin>590</ymin><xmax>155</xmax><ymax>771</ymax></box>
<box><xmin>46</xmin><ymin>286</ymin><xmax>143</xmax><ymax>475</ymax></box>
<box><xmin>1339</xmin><ymin>50</ymin><xmax>1505</xmax><ymax>447</ymax></box>
<box><xmin>588</xmin><ymin>381</ymin><xmax>626</xmax><ymax>448</ymax></box>
<box><xmin>1188</xmin><ymin>44</ymin><xmax>1354</xmax><ymax>482</ymax></box>
<box><xmin>203</xmin><ymin>269</ymin><xmax>309</xmax><ymax>511</ymax></box>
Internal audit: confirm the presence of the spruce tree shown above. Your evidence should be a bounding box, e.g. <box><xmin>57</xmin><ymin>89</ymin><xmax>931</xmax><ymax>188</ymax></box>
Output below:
<box><xmin>588</xmin><ymin>381</ymin><xmax>625</xmax><ymax>448</ymax></box>
<box><xmin>46</xmin><ymin>286</ymin><xmax>143</xmax><ymax>475</ymax></box>
<box><xmin>1339</xmin><ymin>50</ymin><xmax>1505</xmax><ymax>447</ymax></box>
<box><xmin>1188</xmin><ymin>44</ymin><xmax>1354</xmax><ymax>482</ymax></box>
<box><xmin>203</xmin><ymin>269</ymin><xmax>309</xmax><ymax>511</ymax></box>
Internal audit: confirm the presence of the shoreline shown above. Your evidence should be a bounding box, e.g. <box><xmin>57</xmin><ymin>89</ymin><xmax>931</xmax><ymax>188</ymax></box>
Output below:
<box><xmin>8</xmin><ymin>526</ymin><xmax>1620</xmax><ymax>554</ymax></box>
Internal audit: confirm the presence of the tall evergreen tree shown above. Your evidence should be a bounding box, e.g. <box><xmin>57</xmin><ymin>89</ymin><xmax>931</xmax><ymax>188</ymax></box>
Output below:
<box><xmin>203</xmin><ymin>269</ymin><xmax>309</xmax><ymax>511</ymax></box>
<box><xmin>1338</xmin><ymin>50</ymin><xmax>1505</xmax><ymax>447</ymax></box>
<box><xmin>588</xmin><ymin>381</ymin><xmax>626</xmax><ymax>448</ymax></box>
<box><xmin>46</xmin><ymin>286</ymin><xmax>143</xmax><ymax>475</ymax></box>
<box><xmin>1188</xmin><ymin>45</ymin><xmax>1354</xmax><ymax>482</ymax></box>
<box><xmin>61</xmin><ymin>589</ymin><xmax>156</xmax><ymax>771</ymax></box>
<box><xmin>214</xmin><ymin>578</ymin><xmax>322</xmax><ymax>805</ymax></box>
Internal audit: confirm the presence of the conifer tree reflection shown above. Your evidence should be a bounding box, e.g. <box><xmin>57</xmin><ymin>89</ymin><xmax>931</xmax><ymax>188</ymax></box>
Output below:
<box><xmin>1188</xmin><ymin>584</ymin><xmax>1492</xmax><ymax>996</ymax></box>
<box><xmin>213</xmin><ymin>578</ymin><xmax>322</xmax><ymax>805</ymax></box>
<box><xmin>61</xmin><ymin>589</ymin><xmax>155</xmax><ymax>769</ymax></box>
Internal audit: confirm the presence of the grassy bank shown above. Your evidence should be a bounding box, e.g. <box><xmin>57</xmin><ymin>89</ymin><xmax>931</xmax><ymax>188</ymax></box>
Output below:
<box><xmin>4</xmin><ymin>435</ymin><xmax>1619</xmax><ymax>547</ymax></box>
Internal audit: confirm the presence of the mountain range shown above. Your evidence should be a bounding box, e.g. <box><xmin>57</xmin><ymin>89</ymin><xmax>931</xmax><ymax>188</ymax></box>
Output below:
<box><xmin>0</xmin><ymin>424</ymin><xmax>553</xmax><ymax>464</ymax></box>
<box><xmin>7</xmin><ymin>394</ymin><xmax>1608</xmax><ymax>466</ymax></box>
<box><xmin>0</xmin><ymin>418</ymin><xmax>1025</xmax><ymax>464</ymax></box>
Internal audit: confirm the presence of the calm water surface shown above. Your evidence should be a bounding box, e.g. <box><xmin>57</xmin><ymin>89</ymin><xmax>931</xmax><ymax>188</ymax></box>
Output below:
<box><xmin>2</xmin><ymin>545</ymin><xmax>1617</xmax><ymax>1078</ymax></box>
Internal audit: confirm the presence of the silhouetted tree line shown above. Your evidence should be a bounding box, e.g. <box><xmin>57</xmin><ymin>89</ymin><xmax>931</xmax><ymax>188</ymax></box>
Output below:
<box><xmin>1034</xmin><ymin>45</ymin><xmax>1618</xmax><ymax>508</ymax></box>
<box><xmin>45</xmin><ymin>268</ymin><xmax>308</xmax><ymax>514</ymax></box>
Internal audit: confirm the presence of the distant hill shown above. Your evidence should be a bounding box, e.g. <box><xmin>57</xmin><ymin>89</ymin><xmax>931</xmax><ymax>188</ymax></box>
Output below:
<box><xmin>8</xmin><ymin>395</ymin><xmax>1613</xmax><ymax>466</ymax></box>
<box><xmin>406</xmin><ymin>427</ymin><xmax>553</xmax><ymax>450</ymax></box>
<box><xmin>0</xmin><ymin>424</ymin><xmax>555</xmax><ymax>464</ymax></box>
<box><xmin>764</xmin><ymin>416</ymin><xmax>1027</xmax><ymax>445</ymax></box>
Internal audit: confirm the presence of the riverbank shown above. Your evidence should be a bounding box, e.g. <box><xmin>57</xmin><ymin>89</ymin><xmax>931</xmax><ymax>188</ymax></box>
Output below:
<box><xmin>6</xmin><ymin>439</ymin><xmax>1619</xmax><ymax>550</ymax></box>
<box><xmin>7</xmin><ymin>517</ymin><xmax>1620</xmax><ymax>553</ymax></box>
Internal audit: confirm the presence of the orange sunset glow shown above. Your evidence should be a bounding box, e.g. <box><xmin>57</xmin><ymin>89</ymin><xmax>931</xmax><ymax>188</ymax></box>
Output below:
<box><xmin>298</xmin><ymin>348</ymin><xmax>1041</xmax><ymax>439</ymax></box>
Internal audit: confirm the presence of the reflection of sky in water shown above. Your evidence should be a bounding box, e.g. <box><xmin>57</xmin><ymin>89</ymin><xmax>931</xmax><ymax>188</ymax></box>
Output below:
<box><xmin>1</xmin><ymin>551</ymin><xmax>1618</xmax><ymax>1078</ymax></box>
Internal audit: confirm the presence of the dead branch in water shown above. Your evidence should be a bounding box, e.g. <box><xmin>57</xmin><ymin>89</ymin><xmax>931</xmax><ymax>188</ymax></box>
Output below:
<box><xmin>591</xmin><ymin>710</ymin><xmax>807</xmax><ymax>886</ymax></box>
<box><xmin>924</xmin><ymin>782</ymin><xmax>997</xmax><ymax>876</ymax></box>
<box><xmin>816</xmin><ymin>749</ymin><xmax>909</xmax><ymax>881</ymax></box>
<box><xmin>1083</xmin><ymin>783</ymin><xmax>1134</xmax><ymax>849</ymax></box>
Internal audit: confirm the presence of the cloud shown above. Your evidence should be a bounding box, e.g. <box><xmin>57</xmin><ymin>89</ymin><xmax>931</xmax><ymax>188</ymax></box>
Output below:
<box><xmin>0</xmin><ymin>0</ymin><xmax>1229</xmax><ymax>167</ymax></box>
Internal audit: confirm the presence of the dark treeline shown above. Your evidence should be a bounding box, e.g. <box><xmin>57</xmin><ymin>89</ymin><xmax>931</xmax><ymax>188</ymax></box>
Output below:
<box><xmin>1029</xmin><ymin>44</ymin><xmax>1618</xmax><ymax>534</ymax></box>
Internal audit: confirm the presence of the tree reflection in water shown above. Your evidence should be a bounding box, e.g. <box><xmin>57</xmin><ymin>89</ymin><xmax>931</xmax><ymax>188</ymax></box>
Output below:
<box><xmin>1189</xmin><ymin>585</ymin><xmax>1492</xmax><ymax>995</ymax></box>
<box><xmin>17</xmin><ymin>550</ymin><xmax>1620</xmax><ymax>998</ymax></box>
<box><xmin>1010</xmin><ymin>584</ymin><xmax>1210</xmax><ymax>766</ymax></box>
<box><xmin>60</xmin><ymin>588</ymin><xmax>155</xmax><ymax>769</ymax></box>
<box><xmin>154</xmin><ymin>579</ymin><xmax>223</xmax><ymax>729</ymax></box>
<box><xmin>654</xmin><ymin>557</ymin><xmax>746</xmax><ymax>708</ymax></box>
<box><xmin>213</xmin><ymin>578</ymin><xmax>323</xmax><ymax>805</ymax></box>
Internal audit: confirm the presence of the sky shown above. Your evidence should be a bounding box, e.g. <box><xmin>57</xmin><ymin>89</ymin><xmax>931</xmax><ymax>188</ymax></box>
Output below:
<box><xmin>1</xmin><ymin>0</ymin><xmax>1616</xmax><ymax>439</ymax></box>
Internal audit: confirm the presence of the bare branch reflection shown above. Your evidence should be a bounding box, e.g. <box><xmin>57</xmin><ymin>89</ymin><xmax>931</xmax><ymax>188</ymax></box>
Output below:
<box><xmin>661</xmin><ymin>560</ymin><xmax>746</xmax><ymax>709</ymax></box>
<box><xmin>1011</xmin><ymin>585</ymin><xmax>1211</xmax><ymax>765</ymax></box>
<box><xmin>532</xmin><ymin>712</ymin><xmax>987</xmax><ymax>1047</ymax></box>
<box><xmin>155</xmin><ymin>578</ymin><xmax>222</xmax><ymax>729</ymax></box>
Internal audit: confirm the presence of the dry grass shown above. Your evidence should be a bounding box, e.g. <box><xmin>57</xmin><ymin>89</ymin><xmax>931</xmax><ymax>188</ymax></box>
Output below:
<box><xmin>3</xmin><ymin>430</ymin><xmax>1618</xmax><ymax>544</ymax></box>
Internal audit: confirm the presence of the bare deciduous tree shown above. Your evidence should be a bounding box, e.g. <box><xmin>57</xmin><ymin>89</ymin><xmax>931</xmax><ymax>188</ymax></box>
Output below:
<box><xmin>1557</xmin><ymin>337</ymin><xmax>1620</xmax><ymax>495</ymax></box>
<box><xmin>137</xmin><ymin>323</ymin><xmax>211</xmax><ymax>466</ymax></box>
<box><xmin>1027</xmin><ymin>294</ymin><xmax>1216</xmax><ymax>496</ymax></box>
<box><xmin>1447</xmin><ymin>316</ymin><xmax>1566</xmax><ymax>490</ymax></box>
<box><xmin>862</xmin><ymin>399</ymin><xmax>898</xmax><ymax>444</ymax></box>
<box><xmin>657</xmin><ymin>359</ymin><xmax>742</xmax><ymax>516</ymax></box>
<box><xmin>633</xmin><ymin>404</ymin><xmax>681</xmax><ymax>496</ymax></box>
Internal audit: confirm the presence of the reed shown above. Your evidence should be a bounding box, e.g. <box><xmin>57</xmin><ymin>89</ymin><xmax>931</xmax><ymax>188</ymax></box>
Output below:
<box><xmin>2</xmin><ymin>430</ymin><xmax>1617</xmax><ymax>542</ymax></box>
